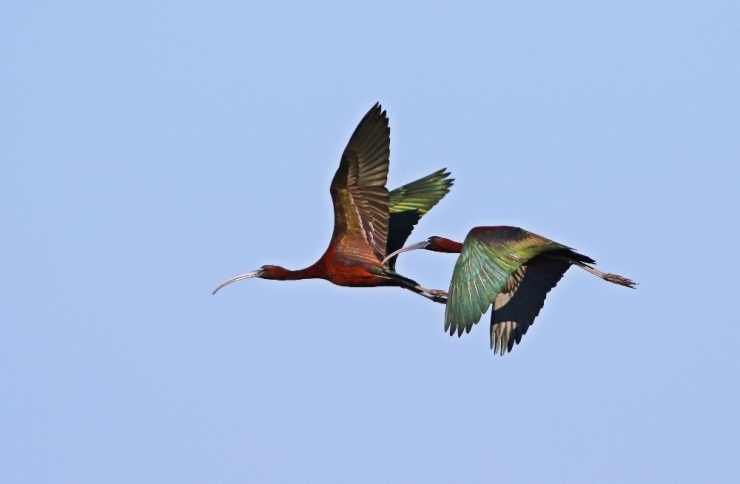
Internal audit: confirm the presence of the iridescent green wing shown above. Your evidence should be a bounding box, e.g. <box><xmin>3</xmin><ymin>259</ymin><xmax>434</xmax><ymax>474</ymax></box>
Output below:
<box><xmin>445</xmin><ymin>227</ymin><xmax>569</xmax><ymax>337</ymax></box>
<box><xmin>329</xmin><ymin>103</ymin><xmax>391</xmax><ymax>264</ymax></box>
<box><xmin>386</xmin><ymin>169</ymin><xmax>453</xmax><ymax>269</ymax></box>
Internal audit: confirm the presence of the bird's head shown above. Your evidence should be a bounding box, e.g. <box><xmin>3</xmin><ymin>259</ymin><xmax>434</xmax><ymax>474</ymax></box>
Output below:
<box><xmin>425</xmin><ymin>236</ymin><xmax>461</xmax><ymax>252</ymax></box>
<box><xmin>382</xmin><ymin>239</ymin><xmax>431</xmax><ymax>265</ymax></box>
<box><xmin>382</xmin><ymin>236</ymin><xmax>463</xmax><ymax>265</ymax></box>
<box><xmin>212</xmin><ymin>264</ymin><xmax>292</xmax><ymax>294</ymax></box>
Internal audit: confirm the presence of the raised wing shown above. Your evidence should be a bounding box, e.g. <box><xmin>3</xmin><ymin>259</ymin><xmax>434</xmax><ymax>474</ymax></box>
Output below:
<box><xmin>386</xmin><ymin>168</ymin><xmax>453</xmax><ymax>269</ymax></box>
<box><xmin>445</xmin><ymin>227</ymin><xmax>569</xmax><ymax>338</ymax></box>
<box><xmin>329</xmin><ymin>103</ymin><xmax>391</xmax><ymax>264</ymax></box>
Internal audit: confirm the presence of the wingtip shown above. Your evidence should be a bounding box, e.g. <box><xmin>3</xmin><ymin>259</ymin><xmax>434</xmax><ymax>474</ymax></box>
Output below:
<box><xmin>371</xmin><ymin>101</ymin><xmax>385</xmax><ymax>117</ymax></box>
<box><xmin>436</xmin><ymin>168</ymin><xmax>455</xmax><ymax>184</ymax></box>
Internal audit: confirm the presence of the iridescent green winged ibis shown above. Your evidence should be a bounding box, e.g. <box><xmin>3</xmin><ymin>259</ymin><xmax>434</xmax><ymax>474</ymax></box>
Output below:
<box><xmin>213</xmin><ymin>103</ymin><xmax>453</xmax><ymax>302</ymax></box>
<box><xmin>384</xmin><ymin>227</ymin><xmax>636</xmax><ymax>354</ymax></box>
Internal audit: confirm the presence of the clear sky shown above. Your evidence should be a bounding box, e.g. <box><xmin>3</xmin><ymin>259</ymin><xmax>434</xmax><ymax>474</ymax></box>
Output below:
<box><xmin>2</xmin><ymin>1</ymin><xmax>739</xmax><ymax>483</ymax></box>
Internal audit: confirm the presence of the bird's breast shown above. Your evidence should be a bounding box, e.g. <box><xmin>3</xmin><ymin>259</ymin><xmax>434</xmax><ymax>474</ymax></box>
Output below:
<box><xmin>323</xmin><ymin>263</ymin><xmax>388</xmax><ymax>287</ymax></box>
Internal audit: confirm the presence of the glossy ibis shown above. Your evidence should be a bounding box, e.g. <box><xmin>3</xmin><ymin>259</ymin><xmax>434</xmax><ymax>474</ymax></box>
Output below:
<box><xmin>384</xmin><ymin>226</ymin><xmax>636</xmax><ymax>354</ymax></box>
<box><xmin>213</xmin><ymin>103</ymin><xmax>453</xmax><ymax>302</ymax></box>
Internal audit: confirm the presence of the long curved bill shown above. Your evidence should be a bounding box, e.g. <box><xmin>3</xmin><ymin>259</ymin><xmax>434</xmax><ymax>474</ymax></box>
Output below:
<box><xmin>212</xmin><ymin>269</ymin><xmax>263</xmax><ymax>295</ymax></box>
<box><xmin>382</xmin><ymin>240</ymin><xmax>430</xmax><ymax>265</ymax></box>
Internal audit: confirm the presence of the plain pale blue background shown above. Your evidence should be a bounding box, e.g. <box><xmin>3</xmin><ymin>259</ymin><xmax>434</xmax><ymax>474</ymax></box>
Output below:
<box><xmin>2</xmin><ymin>1</ymin><xmax>739</xmax><ymax>482</ymax></box>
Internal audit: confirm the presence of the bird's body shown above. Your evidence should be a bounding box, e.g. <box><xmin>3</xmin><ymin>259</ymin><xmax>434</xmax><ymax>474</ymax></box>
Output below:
<box><xmin>213</xmin><ymin>103</ymin><xmax>452</xmax><ymax>302</ymax></box>
<box><xmin>385</xmin><ymin>226</ymin><xmax>636</xmax><ymax>354</ymax></box>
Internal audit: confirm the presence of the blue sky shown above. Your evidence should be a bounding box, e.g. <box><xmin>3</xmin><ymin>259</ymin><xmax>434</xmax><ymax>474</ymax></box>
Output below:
<box><xmin>2</xmin><ymin>1</ymin><xmax>739</xmax><ymax>482</ymax></box>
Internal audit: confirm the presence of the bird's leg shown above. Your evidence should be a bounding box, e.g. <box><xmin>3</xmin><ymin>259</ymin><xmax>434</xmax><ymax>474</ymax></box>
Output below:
<box><xmin>554</xmin><ymin>257</ymin><xmax>637</xmax><ymax>288</ymax></box>
<box><xmin>388</xmin><ymin>273</ymin><xmax>448</xmax><ymax>304</ymax></box>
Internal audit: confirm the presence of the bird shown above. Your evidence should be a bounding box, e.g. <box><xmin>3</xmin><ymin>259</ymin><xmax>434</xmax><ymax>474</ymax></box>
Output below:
<box><xmin>383</xmin><ymin>226</ymin><xmax>636</xmax><ymax>354</ymax></box>
<box><xmin>213</xmin><ymin>103</ymin><xmax>453</xmax><ymax>303</ymax></box>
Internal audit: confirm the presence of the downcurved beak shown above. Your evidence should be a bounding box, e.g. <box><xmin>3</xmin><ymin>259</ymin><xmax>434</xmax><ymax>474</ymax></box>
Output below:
<box><xmin>212</xmin><ymin>268</ymin><xmax>264</xmax><ymax>295</ymax></box>
<box><xmin>382</xmin><ymin>240</ymin><xmax>430</xmax><ymax>265</ymax></box>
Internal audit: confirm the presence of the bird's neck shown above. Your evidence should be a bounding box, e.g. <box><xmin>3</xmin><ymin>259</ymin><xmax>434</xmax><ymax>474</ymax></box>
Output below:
<box><xmin>267</xmin><ymin>261</ymin><xmax>325</xmax><ymax>281</ymax></box>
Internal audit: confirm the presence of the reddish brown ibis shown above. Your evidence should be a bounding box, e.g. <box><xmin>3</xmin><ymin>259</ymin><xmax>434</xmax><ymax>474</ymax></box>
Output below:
<box><xmin>384</xmin><ymin>226</ymin><xmax>636</xmax><ymax>354</ymax></box>
<box><xmin>213</xmin><ymin>103</ymin><xmax>453</xmax><ymax>302</ymax></box>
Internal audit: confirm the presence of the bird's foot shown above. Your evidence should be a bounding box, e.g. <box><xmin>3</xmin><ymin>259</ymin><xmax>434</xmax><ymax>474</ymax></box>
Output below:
<box><xmin>419</xmin><ymin>287</ymin><xmax>448</xmax><ymax>304</ymax></box>
<box><xmin>429</xmin><ymin>289</ymin><xmax>448</xmax><ymax>298</ymax></box>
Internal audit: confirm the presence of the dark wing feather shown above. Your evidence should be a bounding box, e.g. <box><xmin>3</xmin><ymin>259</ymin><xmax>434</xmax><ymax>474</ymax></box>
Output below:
<box><xmin>386</xmin><ymin>168</ymin><xmax>453</xmax><ymax>269</ymax></box>
<box><xmin>329</xmin><ymin>103</ymin><xmax>391</xmax><ymax>264</ymax></box>
<box><xmin>490</xmin><ymin>257</ymin><xmax>571</xmax><ymax>355</ymax></box>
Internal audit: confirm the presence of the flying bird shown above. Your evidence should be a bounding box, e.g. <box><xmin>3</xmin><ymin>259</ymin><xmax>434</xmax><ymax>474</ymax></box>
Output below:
<box><xmin>384</xmin><ymin>226</ymin><xmax>636</xmax><ymax>354</ymax></box>
<box><xmin>213</xmin><ymin>103</ymin><xmax>453</xmax><ymax>302</ymax></box>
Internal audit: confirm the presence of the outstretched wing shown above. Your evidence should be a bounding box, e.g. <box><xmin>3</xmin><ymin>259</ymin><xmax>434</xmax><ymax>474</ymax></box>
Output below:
<box><xmin>329</xmin><ymin>103</ymin><xmax>391</xmax><ymax>264</ymax></box>
<box><xmin>386</xmin><ymin>168</ymin><xmax>454</xmax><ymax>269</ymax></box>
<box><xmin>489</xmin><ymin>257</ymin><xmax>571</xmax><ymax>355</ymax></box>
<box><xmin>445</xmin><ymin>227</ymin><xmax>569</xmax><ymax>338</ymax></box>
<box><xmin>489</xmin><ymin>248</ymin><xmax>599</xmax><ymax>354</ymax></box>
